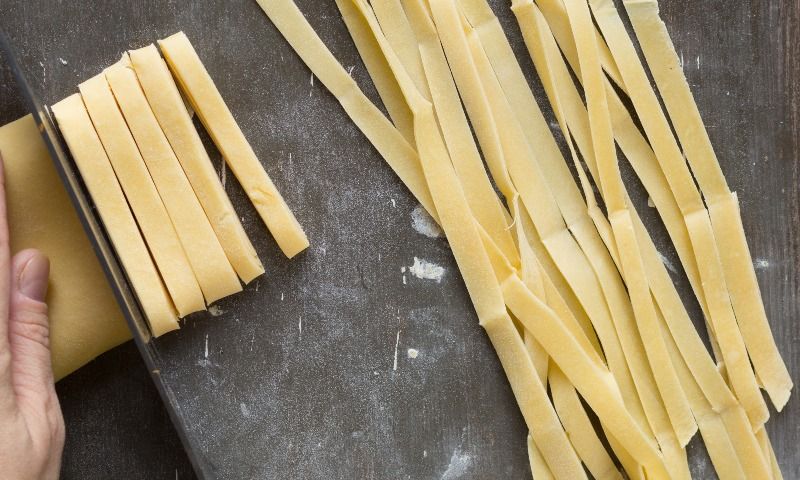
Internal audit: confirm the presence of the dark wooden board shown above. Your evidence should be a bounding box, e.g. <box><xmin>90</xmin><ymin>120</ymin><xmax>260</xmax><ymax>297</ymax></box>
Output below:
<box><xmin>0</xmin><ymin>0</ymin><xmax>797</xmax><ymax>478</ymax></box>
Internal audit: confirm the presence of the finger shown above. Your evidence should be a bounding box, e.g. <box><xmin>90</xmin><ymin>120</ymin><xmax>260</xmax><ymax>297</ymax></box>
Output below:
<box><xmin>0</xmin><ymin>152</ymin><xmax>15</xmax><ymax>414</ymax></box>
<box><xmin>8</xmin><ymin>249</ymin><xmax>54</xmax><ymax>405</ymax></box>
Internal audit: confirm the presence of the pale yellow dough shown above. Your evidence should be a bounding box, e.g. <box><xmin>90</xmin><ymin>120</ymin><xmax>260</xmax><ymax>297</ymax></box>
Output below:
<box><xmin>158</xmin><ymin>32</ymin><xmax>309</xmax><ymax>259</ymax></box>
<box><xmin>589</xmin><ymin>0</ymin><xmax>768</xmax><ymax>429</ymax></box>
<box><xmin>0</xmin><ymin>115</ymin><xmax>131</xmax><ymax>380</ymax></box>
<box><xmin>50</xmin><ymin>95</ymin><xmax>180</xmax><ymax>337</ymax></box>
<box><xmin>105</xmin><ymin>56</ymin><xmax>241</xmax><ymax>305</ymax></box>
<box><xmin>623</xmin><ymin>0</ymin><xmax>792</xmax><ymax>412</ymax></box>
<box><xmin>128</xmin><ymin>44</ymin><xmax>265</xmax><ymax>284</ymax></box>
<box><xmin>79</xmin><ymin>74</ymin><xmax>205</xmax><ymax>317</ymax></box>
<box><xmin>514</xmin><ymin>2</ymin><xmax>771</xmax><ymax>476</ymax></box>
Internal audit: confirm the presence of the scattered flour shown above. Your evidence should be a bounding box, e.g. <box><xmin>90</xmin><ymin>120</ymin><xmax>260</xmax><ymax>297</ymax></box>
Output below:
<box><xmin>411</xmin><ymin>204</ymin><xmax>444</xmax><ymax>238</ymax></box>
<box><xmin>409</xmin><ymin>257</ymin><xmax>445</xmax><ymax>283</ymax></box>
<box><xmin>656</xmin><ymin>251</ymin><xmax>678</xmax><ymax>274</ymax></box>
<box><xmin>392</xmin><ymin>330</ymin><xmax>401</xmax><ymax>371</ymax></box>
<box><xmin>407</xmin><ymin>348</ymin><xmax>419</xmax><ymax>359</ymax></box>
<box><xmin>647</xmin><ymin>196</ymin><xmax>655</xmax><ymax>208</ymax></box>
<box><xmin>58</xmin><ymin>57</ymin><xmax>68</xmax><ymax>65</ymax></box>
<box><xmin>755</xmin><ymin>258</ymin><xmax>770</xmax><ymax>269</ymax></box>
<box><xmin>240</xmin><ymin>402</ymin><xmax>251</xmax><ymax>418</ymax></box>
<box><xmin>441</xmin><ymin>448</ymin><xmax>472</xmax><ymax>480</ymax></box>
<box><xmin>208</xmin><ymin>305</ymin><xmax>225</xmax><ymax>317</ymax></box>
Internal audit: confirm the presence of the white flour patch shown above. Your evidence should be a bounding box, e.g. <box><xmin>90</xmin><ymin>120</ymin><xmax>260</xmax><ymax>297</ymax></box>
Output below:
<box><xmin>657</xmin><ymin>251</ymin><xmax>678</xmax><ymax>274</ymax></box>
<box><xmin>647</xmin><ymin>196</ymin><xmax>655</xmax><ymax>208</ymax></box>
<box><xmin>441</xmin><ymin>447</ymin><xmax>472</xmax><ymax>480</ymax></box>
<box><xmin>409</xmin><ymin>257</ymin><xmax>445</xmax><ymax>283</ymax></box>
<box><xmin>208</xmin><ymin>305</ymin><xmax>225</xmax><ymax>317</ymax></box>
<box><xmin>407</xmin><ymin>348</ymin><xmax>419</xmax><ymax>359</ymax></box>
<box><xmin>411</xmin><ymin>204</ymin><xmax>444</xmax><ymax>238</ymax></box>
<box><xmin>204</xmin><ymin>334</ymin><xmax>209</xmax><ymax>359</ymax></box>
<box><xmin>59</xmin><ymin>57</ymin><xmax>68</xmax><ymax>65</ymax></box>
<box><xmin>240</xmin><ymin>402</ymin><xmax>251</xmax><ymax>418</ymax></box>
<box><xmin>755</xmin><ymin>258</ymin><xmax>770</xmax><ymax>269</ymax></box>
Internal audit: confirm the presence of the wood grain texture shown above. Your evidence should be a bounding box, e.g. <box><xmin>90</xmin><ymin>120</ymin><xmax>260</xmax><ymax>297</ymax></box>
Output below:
<box><xmin>0</xmin><ymin>0</ymin><xmax>797</xmax><ymax>478</ymax></box>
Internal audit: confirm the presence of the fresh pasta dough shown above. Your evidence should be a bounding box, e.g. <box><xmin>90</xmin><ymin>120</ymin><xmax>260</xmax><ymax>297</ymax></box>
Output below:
<box><xmin>0</xmin><ymin>115</ymin><xmax>132</xmax><ymax>380</ymax></box>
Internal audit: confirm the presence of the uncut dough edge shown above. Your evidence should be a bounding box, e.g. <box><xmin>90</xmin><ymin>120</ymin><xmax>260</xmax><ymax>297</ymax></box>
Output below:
<box><xmin>158</xmin><ymin>31</ymin><xmax>310</xmax><ymax>259</ymax></box>
<box><xmin>51</xmin><ymin>95</ymin><xmax>179</xmax><ymax>337</ymax></box>
<box><xmin>0</xmin><ymin>115</ymin><xmax>132</xmax><ymax>380</ymax></box>
<box><xmin>128</xmin><ymin>44</ymin><xmax>265</xmax><ymax>284</ymax></box>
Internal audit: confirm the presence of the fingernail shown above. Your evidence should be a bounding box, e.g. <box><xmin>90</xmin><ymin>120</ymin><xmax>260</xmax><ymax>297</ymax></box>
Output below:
<box><xmin>20</xmin><ymin>254</ymin><xmax>50</xmax><ymax>301</ymax></box>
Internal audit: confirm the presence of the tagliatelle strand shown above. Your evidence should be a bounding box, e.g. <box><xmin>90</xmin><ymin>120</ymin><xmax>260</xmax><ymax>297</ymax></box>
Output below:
<box><xmin>393</xmin><ymin>0</ymin><xmax>520</xmax><ymax>264</ymax></box>
<box><xmin>589</xmin><ymin>0</ymin><xmax>768</xmax><ymax>429</ymax></box>
<box><xmin>341</xmin><ymin>2</ymin><xmax>587</xmax><ymax>476</ymax></box>
<box><xmin>562</xmin><ymin>0</ymin><xmax>697</xmax><ymax>457</ymax></box>
<box><xmin>622</xmin><ymin>0</ymin><xmax>792</xmax><ymax>411</ymax></box>
<box><xmin>254</xmin><ymin>0</ymin><xmax>438</xmax><ymax>222</ymax></box>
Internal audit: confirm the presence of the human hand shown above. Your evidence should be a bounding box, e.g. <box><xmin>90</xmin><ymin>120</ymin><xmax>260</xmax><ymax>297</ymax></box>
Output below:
<box><xmin>0</xmin><ymin>153</ymin><xmax>64</xmax><ymax>480</ymax></box>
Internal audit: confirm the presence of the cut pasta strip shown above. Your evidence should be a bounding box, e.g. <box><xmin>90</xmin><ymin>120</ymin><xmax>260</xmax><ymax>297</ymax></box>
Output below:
<box><xmin>527</xmin><ymin>435</ymin><xmax>556</xmax><ymax>480</ymax></box>
<box><xmin>79</xmin><ymin>73</ymin><xmax>205</xmax><ymax>317</ymax></box>
<box><xmin>497</xmin><ymin>271</ymin><xmax>668</xmax><ymax>477</ymax></box>
<box><xmin>514</xmin><ymin>6</ymin><xmax>713</xmax><ymax>468</ymax></box>
<box><xmin>254</xmin><ymin>0</ymin><xmax>437</xmax><ymax>222</ymax></box>
<box><xmin>431</xmin><ymin>1</ymin><xmax>651</xmax><ymax>450</ymax></box>
<box><xmin>623</xmin><ymin>1</ymin><xmax>790</xmax><ymax>412</ymax></box>
<box><xmin>370</xmin><ymin>0</ymin><xmax>432</xmax><ymax>100</ymax></box>
<box><xmin>159</xmin><ymin>32</ymin><xmax>309</xmax><ymax>258</ymax></box>
<box><xmin>755</xmin><ymin>428</ymin><xmax>784</xmax><ymax>480</ymax></box>
<box><xmin>334</xmin><ymin>0</ymin><xmax>416</xmax><ymax>145</ymax></box>
<box><xmin>659</xmin><ymin>307</ymin><xmax>757</xmax><ymax>480</ymax></box>
<box><xmin>258</xmin><ymin>1</ymin><xmax>671</xmax><ymax>475</ymax></box>
<box><xmin>388</xmin><ymin>0</ymin><xmax>520</xmax><ymax>264</ymax></box>
<box><xmin>461</xmin><ymin>2</ymin><xmax>691</xmax><ymax>457</ymax></box>
<box><xmin>589</xmin><ymin>0</ymin><xmax>768</xmax><ymax>428</ymax></box>
<box><xmin>516</xmin><ymin>2</ymin><xmax>770</xmax><ymax>474</ymax></box>
<box><xmin>105</xmin><ymin>56</ymin><xmax>242</xmax><ymax>304</ymax></box>
<box><xmin>342</xmin><ymin>3</ymin><xmax>585</xmax><ymax>476</ymax></box>
<box><xmin>51</xmin><ymin>95</ymin><xmax>179</xmax><ymax>336</ymax></box>
<box><xmin>128</xmin><ymin>44</ymin><xmax>264</xmax><ymax>284</ymax></box>
<box><xmin>561</xmin><ymin>0</ymin><xmax>696</xmax><ymax>448</ymax></box>
<box><xmin>532</xmin><ymin>0</ymin><xmax>716</xmax><ymax>356</ymax></box>
<box><xmin>550</xmin><ymin>366</ymin><xmax>623</xmax><ymax>480</ymax></box>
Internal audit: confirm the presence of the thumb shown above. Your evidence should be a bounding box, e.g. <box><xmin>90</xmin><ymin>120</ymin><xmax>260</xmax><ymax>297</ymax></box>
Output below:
<box><xmin>8</xmin><ymin>249</ymin><xmax>53</xmax><ymax>402</ymax></box>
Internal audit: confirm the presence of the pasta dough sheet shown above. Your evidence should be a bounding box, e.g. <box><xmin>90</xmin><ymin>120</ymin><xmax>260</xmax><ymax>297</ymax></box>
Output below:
<box><xmin>0</xmin><ymin>115</ymin><xmax>132</xmax><ymax>381</ymax></box>
<box><xmin>159</xmin><ymin>32</ymin><xmax>310</xmax><ymax>259</ymax></box>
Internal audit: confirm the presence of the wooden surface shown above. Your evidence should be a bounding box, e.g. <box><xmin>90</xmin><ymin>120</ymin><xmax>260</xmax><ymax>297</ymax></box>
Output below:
<box><xmin>0</xmin><ymin>0</ymin><xmax>798</xmax><ymax>478</ymax></box>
